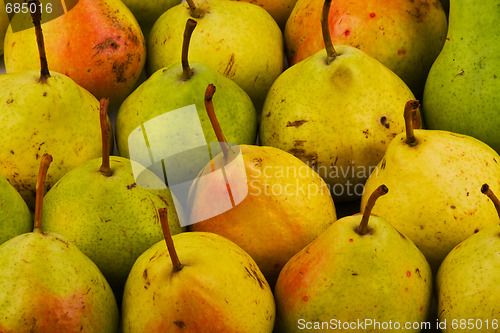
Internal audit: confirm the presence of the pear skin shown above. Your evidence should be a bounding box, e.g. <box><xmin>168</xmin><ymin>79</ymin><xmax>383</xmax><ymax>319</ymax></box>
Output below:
<box><xmin>285</xmin><ymin>0</ymin><xmax>447</xmax><ymax>94</ymax></box>
<box><xmin>189</xmin><ymin>144</ymin><xmax>337</xmax><ymax>286</ymax></box>
<box><xmin>437</xmin><ymin>223</ymin><xmax>500</xmax><ymax>333</ymax></box>
<box><xmin>3</xmin><ymin>0</ymin><xmax>146</xmax><ymax>108</ymax></box>
<box><xmin>121</xmin><ymin>0</ymin><xmax>182</xmax><ymax>37</ymax></box>
<box><xmin>274</xmin><ymin>214</ymin><xmax>433</xmax><ymax>333</ymax></box>
<box><xmin>42</xmin><ymin>156</ymin><xmax>184</xmax><ymax>297</ymax></box>
<box><xmin>0</xmin><ymin>0</ymin><xmax>8</xmax><ymax>56</ymax></box>
<box><xmin>147</xmin><ymin>0</ymin><xmax>284</xmax><ymax>109</ymax></box>
<box><xmin>0</xmin><ymin>71</ymin><xmax>109</xmax><ymax>209</ymax></box>
<box><xmin>233</xmin><ymin>0</ymin><xmax>299</xmax><ymax>29</ymax></box>
<box><xmin>422</xmin><ymin>0</ymin><xmax>500</xmax><ymax>153</ymax></box>
<box><xmin>361</xmin><ymin>130</ymin><xmax>500</xmax><ymax>270</ymax></box>
<box><xmin>122</xmin><ymin>232</ymin><xmax>275</xmax><ymax>332</ymax></box>
<box><xmin>260</xmin><ymin>45</ymin><xmax>418</xmax><ymax>202</ymax></box>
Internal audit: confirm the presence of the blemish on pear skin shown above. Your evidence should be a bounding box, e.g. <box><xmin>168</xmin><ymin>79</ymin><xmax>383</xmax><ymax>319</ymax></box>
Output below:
<box><xmin>380</xmin><ymin>116</ymin><xmax>390</xmax><ymax>129</ymax></box>
<box><xmin>343</xmin><ymin>29</ymin><xmax>351</xmax><ymax>36</ymax></box>
<box><xmin>286</xmin><ymin>120</ymin><xmax>308</xmax><ymax>128</ymax></box>
<box><xmin>406</xmin><ymin>270</ymin><xmax>412</xmax><ymax>277</ymax></box>
<box><xmin>349</xmin><ymin>238</ymin><xmax>354</xmax><ymax>242</ymax></box>
<box><xmin>6</xmin><ymin>98</ymin><xmax>14</xmax><ymax>104</ymax></box>
<box><xmin>126</xmin><ymin>183</ymin><xmax>137</xmax><ymax>190</ymax></box>
<box><xmin>174</xmin><ymin>321</ymin><xmax>186</xmax><ymax>328</ymax></box>
<box><xmin>397</xmin><ymin>49</ymin><xmax>407</xmax><ymax>56</ymax></box>
<box><xmin>369</xmin><ymin>13</ymin><xmax>376</xmax><ymax>18</ymax></box>
<box><xmin>302</xmin><ymin>295</ymin><xmax>308</xmax><ymax>302</ymax></box>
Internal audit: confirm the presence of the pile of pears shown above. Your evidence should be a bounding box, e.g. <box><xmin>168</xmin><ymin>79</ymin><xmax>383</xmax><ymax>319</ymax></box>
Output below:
<box><xmin>1</xmin><ymin>0</ymin><xmax>500</xmax><ymax>331</ymax></box>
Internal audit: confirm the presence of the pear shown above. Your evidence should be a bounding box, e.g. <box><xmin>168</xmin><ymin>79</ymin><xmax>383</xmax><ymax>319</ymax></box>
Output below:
<box><xmin>0</xmin><ymin>6</ymin><xmax>110</xmax><ymax>209</ymax></box>
<box><xmin>436</xmin><ymin>184</ymin><xmax>500</xmax><ymax>332</ymax></box>
<box><xmin>0</xmin><ymin>154</ymin><xmax>119</xmax><ymax>332</ymax></box>
<box><xmin>233</xmin><ymin>0</ymin><xmax>299</xmax><ymax>29</ymax></box>
<box><xmin>4</xmin><ymin>0</ymin><xmax>146</xmax><ymax>108</ymax></box>
<box><xmin>188</xmin><ymin>84</ymin><xmax>337</xmax><ymax>286</ymax></box>
<box><xmin>147</xmin><ymin>0</ymin><xmax>284</xmax><ymax>109</ymax></box>
<box><xmin>361</xmin><ymin>100</ymin><xmax>500</xmax><ymax>271</ymax></box>
<box><xmin>116</xmin><ymin>19</ymin><xmax>257</xmax><ymax>185</ymax></box>
<box><xmin>121</xmin><ymin>0</ymin><xmax>181</xmax><ymax>38</ymax></box>
<box><xmin>0</xmin><ymin>173</ymin><xmax>32</xmax><ymax>245</ymax></box>
<box><xmin>122</xmin><ymin>208</ymin><xmax>276</xmax><ymax>332</ymax></box>
<box><xmin>260</xmin><ymin>0</ymin><xmax>419</xmax><ymax>202</ymax></box>
<box><xmin>42</xmin><ymin>99</ymin><xmax>184</xmax><ymax>299</ymax></box>
<box><xmin>274</xmin><ymin>185</ymin><xmax>433</xmax><ymax>332</ymax></box>
<box><xmin>285</xmin><ymin>0</ymin><xmax>447</xmax><ymax>94</ymax></box>
<box><xmin>0</xmin><ymin>0</ymin><xmax>8</xmax><ymax>56</ymax></box>
<box><xmin>422</xmin><ymin>0</ymin><xmax>500</xmax><ymax>153</ymax></box>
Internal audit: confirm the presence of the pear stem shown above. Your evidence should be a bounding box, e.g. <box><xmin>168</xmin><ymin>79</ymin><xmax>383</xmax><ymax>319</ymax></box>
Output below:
<box><xmin>481</xmin><ymin>184</ymin><xmax>500</xmax><ymax>219</ymax></box>
<box><xmin>29</xmin><ymin>0</ymin><xmax>50</xmax><ymax>83</ymax></box>
<box><xmin>404</xmin><ymin>100</ymin><xmax>420</xmax><ymax>147</ymax></box>
<box><xmin>33</xmin><ymin>154</ymin><xmax>53</xmax><ymax>233</ymax></box>
<box><xmin>357</xmin><ymin>185</ymin><xmax>389</xmax><ymax>235</ymax></box>
<box><xmin>185</xmin><ymin>0</ymin><xmax>202</xmax><ymax>18</ymax></box>
<box><xmin>99</xmin><ymin>98</ymin><xmax>112</xmax><ymax>177</ymax></box>
<box><xmin>321</xmin><ymin>0</ymin><xmax>337</xmax><ymax>64</ymax></box>
<box><xmin>159</xmin><ymin>208</ymin><xmax>183</xmax><ymax>272</ymax></box>
<box><xmin>205</xmin><ymin>84</ymin><xmax>235</xmax><ymax>159</ymax></box>
<box><xmin>181</xmin><ymin>19</ymin><xmax>197</xmax><ymax>81</ymax></box>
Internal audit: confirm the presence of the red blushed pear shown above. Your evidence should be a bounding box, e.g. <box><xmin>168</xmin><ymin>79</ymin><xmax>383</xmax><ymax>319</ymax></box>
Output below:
<box><xmin>188</xmin><ymin>84</ymin><xmax>337</xmax><ymax>287</ymax></box>
<box><xmin>121</xmin><ymin>208</ymin><xmax>275</xmax><ymax>332</ymax></box>
<box><xmin>0</xmin><ymin>154</ymin><xmax>119</xmax><ymax>332</ymax></box>
<box><xmin>274</xmin><ymin>185</ymin><xmax>433</xmax><ymax>333</ymax></box>
<box><xmin>285</xmin><ymin>0</ymin><xmax>447</xmax><ymax>94</ymax></box>
<box><xmin>4</xmin><ymin>0</ymin><xmax>146</xmax><ymax>109</ymax></box>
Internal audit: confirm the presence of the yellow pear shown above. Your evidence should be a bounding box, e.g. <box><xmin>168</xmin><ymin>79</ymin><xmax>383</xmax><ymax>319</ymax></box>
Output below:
<box><xmin>361</xmin><ymin>101</ymin><xmax>500</xmax><ymax>270</ymax></box>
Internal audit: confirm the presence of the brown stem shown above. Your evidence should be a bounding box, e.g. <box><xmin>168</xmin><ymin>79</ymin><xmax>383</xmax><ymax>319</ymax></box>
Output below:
<box><xmin>321</xmin><ymin>0</ymin><xmax>337</xmax><ymax>64</ymax></box>
<box><xmin>185</xmin><ymin>0</ymin><xmax>202</xmax><ymax>18</ymax></box>
<box><xmin>357</xmin><ymin>185</ymin><xmax>389</xmax><ymax>235</ymax></box>
<box><xmin>99</xmin><ymin>98</ymin><xmax>112</xmax><ymax>177</ymax></box>
<box><xmin>159</xmin><ymin>208</ymin><xmax>183</xmax><ymax>272</ymax></box>
<box><xmin>404</xmin><ymin>100</ymin><xmax>420</xmax><ymax>147</ymax></box>
<box><xmin>34</xmin><ymin>154</ymin><xmax>53</xmax><ymax>233</ymax></box>
<box><xmin>481</xmin><ymin>184</ymin><xmax>500</xmax><ymax>219</ymax></box>
<box><xmin>182</xmin><ymin>19</ymin><xmax>197</xmax><ymax>81</ymax></box>
<box><xmin>29</xmin><ymin>0</ymin><xmax>50</xmax><ymax>83</ymax></box>
<box><xmin>205</xmin><ymin>84</ymin><xmax>235</xmax><ymax>159</ymax></box>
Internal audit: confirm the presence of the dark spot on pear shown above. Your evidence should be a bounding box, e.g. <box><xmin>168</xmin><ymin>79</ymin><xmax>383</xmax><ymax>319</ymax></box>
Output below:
<box><xmin>415</xmin><ymin>268</ymin><xmax>422</xmax><ymax>278</ymax></box>
<box><xmin>253</xmin><ymin>158</ymin><xmax>263</xmax><ymax>166</ymax></box>
<box><xmin>10</xmin><ymin>150</ymin><xmax>14</xmax><ymax>154</ymax></box>
<box><xmin>127</xmin><ymin>183</ymin><xmax>137</xmax><ymax>190</ymax></box>
<box><xmin>380</xmin><ymin>158</ymin><xmax>387</xmax><ymax>169</ymax></box>
<box><xmin>6</xmin><ymin>99</ymin><xmax>14</xmax><ymax>104</ymax></box>
<box><xmin>352</xmin><ymin>273</ymin><xmax>358</xmax><ymax>276</ymax></box>
<box><xmin>450</xmin><ymin>205</ymin><xmax>456</xmax><ymax>209</ymax></box>
<box><xmin>294</xmin><ymin>140</ymin><xmax>307</xmax><ymax>147</ymax></box>
<box><xmin>474</xmin><ymin>228</ymin><xmax>479</xmax><ymax>233</ymax></box>
<box><xmin>174</xmin><ymin>321</ymin><xmax>186</xmax><ymax>328</ymax></box>
<box><xmin>397</xmin><ymin>230</ymin><xmax>406</xmax><ymax>240</ymax></box>
<box><xmin>380</xmin><ymin>116</ymin><xmax>390</xmax><ymax>128</ymax></box>
<box><xmin>286</xmin><ymin>120</ymin><xmax>308</xmax><ymax>128</ymax></box>
<box><xmin>223</xmin><ymin>53</ymin><xmax>236</xmax><ymax>77</ymax></box>
<box><xmin>265</xmin><ymin>112</ymin><xmax>271</xmax><ymax>117</ymax></box>
<box><xmin>43</xmin><ymin>92</ymin><xmax>47</xmax><ymax>97</ymax></box>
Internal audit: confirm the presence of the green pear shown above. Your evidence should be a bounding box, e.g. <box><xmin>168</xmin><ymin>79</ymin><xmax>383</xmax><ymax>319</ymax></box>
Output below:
<box><xmin>0</xmin><ymin>173</ymin><xmax>32</xmax><ymax>245</ymax></box>
<box><xmin>122</xmin><ymin>209</ymin><xmax>275</xmax><ymax>332</ymax></box>
<box><xmin>436</xmin><ymin>184</ymin><xmax>500</xmax><ymax>332</ymax></box>
<box><xmin>116</xmin><ymin>19</ymin><xmax>257</xmax><ymax>184</ymax></box>
<box><xmin>147</xmin><ymin>0</ymin><xmax>284</xmax><ymax>109</ymax></box>
<box><xmin>0</xmin><ymin>0</ymin><xmax>8</xmax><ymax>56</ymax></box>
<box><xmin>122</xmin><ymin>0</ymin><xmax>181</xmax><ymax>38</ymax></box>
<box><xmin>274</xmin><ymin>185</ymin><xmax>433</xmax><ymax>332</ymax></box>
<box><xmin>361</xmin><ymin>101</ymin><xmax>500</xmax><ymax>271</ymax></box>
<box><xmin>260</xmin><ymin>0</ymin><xmax>418</xmax><ymax>202</ymax></box>
<box><xmin>42</xmin><ymin>99</ymin><xmax>185</xmax><ymax>299</ymax></box>
<box><xmin>189</xmin><ymin>84</ymin><xmax>337</xmax><ymax>286</ymax></box>
<box><xmin>0</xmin><ymin>154</ymin><xmax>119</xmax><ymax>332</ymax></box>
<box><xmin>422</xmin><ymin>0</ymin><xmax>500</xmax><ymax>153</ymax></box>
<box><xmin>0</xmin><ymin>8</ymin><xmax>110</xmax><ymax>209</ymax></box>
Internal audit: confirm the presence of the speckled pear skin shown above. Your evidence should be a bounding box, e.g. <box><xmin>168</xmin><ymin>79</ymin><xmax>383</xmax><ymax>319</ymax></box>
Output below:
<box><xmin>147</xmin><ymin>0</ymin><xmax>284</xmax><ymax>109</ymax></box>
<box><xmin>260</xmin><ymin>45</ymin><xmax>418</xmax><ymax>202</ymax></box>
<box><xmin>0</xmin><ymin>71</ymin><xmax>108</xmax><ymax>210</ymax></box>
<box><xmin>122</xmin><ymin>232</ymin><xmax>275</xmax><ymax>332</ymax></box>
<box><xmin>42</xmin><ymin>156</ymin><xmax>185</xmax><ymax>298</ymax></box>
<box><xmin>116</xmin><ymin>62</ymin><xmax>257</xmax><ymax>184</ymax></box>
<box><xmin>274</xmin><ymin>215</ymin><xmax>433</xmax><ymax>333</ymax></box>
<box><xmin>437</xmin><ymin>224</ymin><xmax>500</xmax><ymax>332</ymax></box>
<box><xmin>0</xmin><ymin>0</ymin><xmax>8</xmax><ymax>56</ymax></box>
<box><xmin>422</xmin><ymin>0</ymin><xmax>500</xmax><ymax>153</ymax></box>
<box><xmin>0</xmin><ymin>231</ymin><xmax>119</xmax><ymax>332</ymax></box>
<box><xmin>361</xmin><ymin>130</ymin><xmax>500</xmax><ymax>271</ymax></box>
<box><xmin>0</xmin><ymin>174</ymin><xmax>32</xmax><ymax>245</ymax></box>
